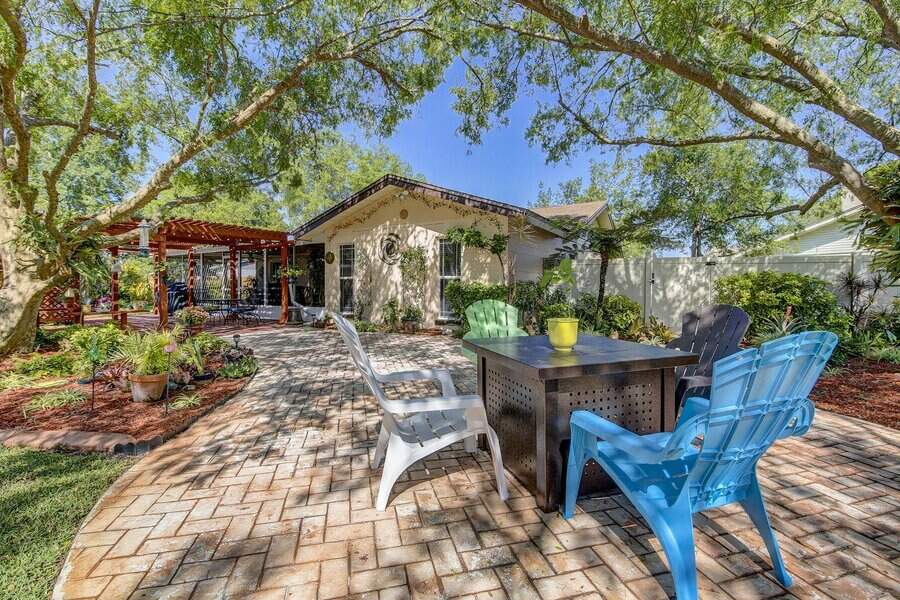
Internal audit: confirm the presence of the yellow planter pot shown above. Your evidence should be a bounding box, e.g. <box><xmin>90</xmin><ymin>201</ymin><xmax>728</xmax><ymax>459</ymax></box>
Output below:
<box><xmin>547</xmin><ymin>317</ymin><xmax>579</xmax><ymax>352</ymax></box>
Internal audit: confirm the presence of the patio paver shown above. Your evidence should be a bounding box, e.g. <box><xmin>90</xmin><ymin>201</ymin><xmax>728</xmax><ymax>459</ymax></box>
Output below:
<box><xmin>53</xmin><ymin>329</ymin><xmax>900</xmax><ymax>599</ymax></box>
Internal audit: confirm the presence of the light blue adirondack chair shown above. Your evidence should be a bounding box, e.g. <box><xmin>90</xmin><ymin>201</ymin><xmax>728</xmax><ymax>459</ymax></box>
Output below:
<box><xmin>462</xmin><ymin>299</ymin><xmax>528</xmax><ymax>361</ymax></box>
<box><xmin>564</xmin><ymin>331</ymin><xmax>837</xmax><ymax>600</ymax></box>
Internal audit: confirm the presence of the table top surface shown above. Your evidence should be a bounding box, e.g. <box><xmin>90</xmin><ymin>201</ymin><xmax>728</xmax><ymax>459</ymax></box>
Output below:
<box><xmin>462</xmin><ymin>334</ymin><xmax>698</xmax><ymax>379</ymax></box>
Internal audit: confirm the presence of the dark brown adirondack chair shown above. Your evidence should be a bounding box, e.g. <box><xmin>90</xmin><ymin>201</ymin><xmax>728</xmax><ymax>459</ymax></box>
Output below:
<box><xmin>667</xmin><ymin>304</ymin><xmax>751</xmax><ymax>407</ymax></box>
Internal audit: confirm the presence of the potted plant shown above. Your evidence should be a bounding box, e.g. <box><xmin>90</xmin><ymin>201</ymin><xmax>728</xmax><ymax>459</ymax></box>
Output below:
<box><xmin>114</xmin><ymin>332</ymin><xmax>174</xmax><ymax>401</ymax></box>
<box><xmin>176</xmin><ymin>306</ymin><xmax>209</xmax><ymax>337</ymax></box>
<box><xmin>282</xmin><ymin>265</ymin><xmax>305</xmax><ymax>283</ymax></box>
<box><xmin>400</xmin><ymin>305</ymin><xmax>423</xmax><ymax>333</ymax></box>
<box><xmin>544</xmin><ymin>303</ymin><xmax>579</xmax><ymax>352</ymax></box>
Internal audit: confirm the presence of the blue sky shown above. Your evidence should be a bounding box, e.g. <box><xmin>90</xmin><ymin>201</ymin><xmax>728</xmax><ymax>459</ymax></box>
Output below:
<box><xmin>351</xmin><ymin>61</ymin><xmax>600</xmax><ymax>208</ymax></box>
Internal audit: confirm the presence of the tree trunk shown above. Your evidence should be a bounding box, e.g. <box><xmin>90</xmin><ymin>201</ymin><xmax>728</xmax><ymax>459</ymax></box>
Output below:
<box><xmin>0</xmin><ymin>279</ymin><xmax>48</xmax><ymax>356</ymax></box>
<box><xmin>691</xmin><ymin>231</ymin><xmax>702</xmax><ymax>257</ymax></box>
<box><xmin>0</xmin><ymin>221</ymin><xmax>57</xmax><ymax>356</ymax></box>
<box><xmin>593</xmin><ymin>253</ymin><xmax>610</xmax><ymax>327</ymax></box>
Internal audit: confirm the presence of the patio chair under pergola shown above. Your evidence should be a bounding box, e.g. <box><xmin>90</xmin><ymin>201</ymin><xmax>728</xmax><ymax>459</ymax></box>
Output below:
<box><xmin>103</xmin><ymin>218</ymin><xmax>291</xmax><ymax>329</ymax></box>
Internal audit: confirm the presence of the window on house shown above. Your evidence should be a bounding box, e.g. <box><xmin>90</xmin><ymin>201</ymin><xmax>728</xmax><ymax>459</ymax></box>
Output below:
<box><xmin>339</xmin><ymin>244</ymin><xmax>355</xmax><ymax>314</ymax></box>
<box><xmin>439</xmin><ymin>239</ymin><xmax>461</xmax><ymax>319</ymax></box>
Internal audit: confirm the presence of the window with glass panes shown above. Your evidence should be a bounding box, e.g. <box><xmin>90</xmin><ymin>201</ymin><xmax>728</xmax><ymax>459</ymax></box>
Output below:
<box><xmin>339</xmin><ymin>244</ymin><xmax>355</xmax><ymax>314</ymax></box>
<box><xmin>439</xmin><ymin>239</ymin><xmax>461</xmax><ymax>319</ymax></box>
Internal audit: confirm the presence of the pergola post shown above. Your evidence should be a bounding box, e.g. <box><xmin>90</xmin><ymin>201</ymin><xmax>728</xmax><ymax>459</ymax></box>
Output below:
<box><xmin>229</xmin><ymin>246</ymin><xmax>238</xmax><ymax>303</ymax></box>
<box><xmin>187</xmin><ymin>248</ymin><xmax>195</xmax><ymax>307</ymax></box>
<box><xmin>158</xmin><ymin>233</ymin><xmax>169</xmax><ymax>330</ymax></box>
<box><xmin>279</xmin><ymin>239</ymin><xmax>289</xmax><ymax>324</ymax></box>
<box><xmin>110</xmin><ymin>247</ymin><xmax>121</xmax><ymax>328</ymax></box>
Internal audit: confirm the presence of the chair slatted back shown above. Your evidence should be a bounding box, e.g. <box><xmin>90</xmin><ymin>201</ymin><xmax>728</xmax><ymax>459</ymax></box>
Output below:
<box><xmin>686</xmin><ymin>331</ymin><xmax>837</xmax><ymax>510</ymax></box>
<box><xmin>330</xmin><ymin>312</ymin><xmax>399</xmax><ymax>418</ymax></box>
<box><xmin>465</xmin><ymin>300</ymin><xmax>521</xmax><ymax>339</ymax></box>
<box><xmin>668</xmin><ymin>304</ymin><xmax>751</xmax><ymax>397</ymax></box>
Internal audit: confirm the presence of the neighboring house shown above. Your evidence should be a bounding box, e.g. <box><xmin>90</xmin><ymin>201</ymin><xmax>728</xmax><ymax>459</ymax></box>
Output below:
<box><xmin>291</xmin><ymin>174</ymin><xmax>611</xmax><ymax>325</ymax></box>
<box><xmin>772</xmin><ymin>194</ymin><xmax>863</xmax><ymax>255</ymax></box>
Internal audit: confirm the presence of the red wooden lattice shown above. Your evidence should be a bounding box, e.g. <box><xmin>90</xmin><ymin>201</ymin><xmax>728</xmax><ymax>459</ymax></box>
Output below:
<box><xmin>38</xmin><ymin>280</ymin><xmax>82</xmax><ymax>326</ymax></box>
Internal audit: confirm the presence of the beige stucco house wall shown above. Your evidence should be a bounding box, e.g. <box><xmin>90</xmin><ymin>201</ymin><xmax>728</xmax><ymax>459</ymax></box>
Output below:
<box><xmin>292</xmin><ymin>175</ymin><xmax>610</xmax><ymax>327</ymax></box>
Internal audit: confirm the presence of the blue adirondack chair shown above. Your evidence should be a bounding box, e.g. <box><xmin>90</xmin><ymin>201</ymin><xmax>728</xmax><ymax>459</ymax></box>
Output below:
<box><xmin>563</xmin><ymin>331</ymin><xmax>837</xmax><ymax>600</ymax></box>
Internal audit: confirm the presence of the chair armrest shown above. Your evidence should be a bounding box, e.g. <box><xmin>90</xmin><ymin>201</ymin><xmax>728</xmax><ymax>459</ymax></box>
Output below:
<box><xmin>680</xmin><ymin>374</ymin><xmax>712</xmax><ymax>390</ymax></box>
<box><xmin>778</xmin><ymin>398</ymin><xmax>816</xmax><ymax>439</ymax></box>
<box><xmin>382</xmin><ymin>394</ymin><xmax>484</xmax><ymax>414</ymax></box>
<box><xmin>376</xmin><ymin>368</ymin><xmax>457</xmax><ymax>397</ymax></box>
<box><xmin>570</xmin><ymin>411</ymin><xmax>666</xmax><ymax>463</ymax></box>
<box><xmin>677</xmin><ymin>396</ymin><xmax>710</xmax><ymax>428</ymax></box>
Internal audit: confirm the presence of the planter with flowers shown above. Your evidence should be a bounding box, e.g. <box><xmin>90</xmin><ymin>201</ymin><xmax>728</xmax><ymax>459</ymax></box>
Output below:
<box><xmin>176</xmin><ymin>306</ymin><xmax>209</xmax><ymax>338</ymax></box>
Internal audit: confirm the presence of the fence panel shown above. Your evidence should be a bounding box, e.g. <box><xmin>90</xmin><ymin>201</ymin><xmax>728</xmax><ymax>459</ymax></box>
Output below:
<box><xmin>575</xmin><ymin>252</ymin><xmax>899</xmax><ymax>329</ymax></box>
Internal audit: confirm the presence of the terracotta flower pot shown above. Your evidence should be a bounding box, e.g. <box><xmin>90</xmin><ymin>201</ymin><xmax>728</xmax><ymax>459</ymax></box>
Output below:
<box><xmin>128</xmin><ymin>373</ymin><xmax>169</xmax><ymax>402</ymax></box>
<box><xmin>186</xmin><ymin>324</ymin><xmax>204</xmax><ymax>337</ymax></box>
<box><xmin>401</xmin><ymin>319</ymin><xmax>419</xmax><ymax>333</ymax></box>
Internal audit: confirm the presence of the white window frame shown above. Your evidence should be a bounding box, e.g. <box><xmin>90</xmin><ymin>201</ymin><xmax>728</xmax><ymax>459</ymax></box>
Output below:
<box><xmin>438</xmin><ymin>239</ymin><xmax>461</xmax><ymax>320</ymax></box>
<box><xmin>339</xmin><ymin>244</ymin><xmax>355</xmax><ymax>315</ymax></box>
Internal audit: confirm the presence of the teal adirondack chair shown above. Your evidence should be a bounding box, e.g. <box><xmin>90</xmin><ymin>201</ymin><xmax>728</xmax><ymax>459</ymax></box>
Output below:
<box><xmin>462</xmin><ymin>299</ymin><xmax>528</xmax><ymax>361</ymax></box>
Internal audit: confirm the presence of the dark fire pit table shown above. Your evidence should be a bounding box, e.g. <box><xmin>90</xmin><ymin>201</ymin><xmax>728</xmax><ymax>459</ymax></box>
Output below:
<box><xmin>462</xmin><ymin>334</ymin><xmax>698</xmax><ymax>512</ymax></box>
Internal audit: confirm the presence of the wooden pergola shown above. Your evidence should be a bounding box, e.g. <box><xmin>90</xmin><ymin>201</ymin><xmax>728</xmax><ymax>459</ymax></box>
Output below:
<box><xmin>104</xmin><ymin>218</ymin><xmax>290</xmax><ymax>329</ymax></box>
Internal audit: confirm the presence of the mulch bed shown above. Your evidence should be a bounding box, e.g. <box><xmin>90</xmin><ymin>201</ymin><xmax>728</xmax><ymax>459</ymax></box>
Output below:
<box><xmin>810</xmin><ymin>359</ymin><xmax>900</xmax><ymax>430</ymax></box>
<box><xmin>0</xmin><ymin>374</ymin><xmax>250</xmax><ymax>442</ymax></box>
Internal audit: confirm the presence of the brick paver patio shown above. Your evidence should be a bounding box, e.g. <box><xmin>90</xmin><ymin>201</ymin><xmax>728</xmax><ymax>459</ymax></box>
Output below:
<box><xmin>54</xmin><ymin>329</ymin><xmax>900</xmax><ymax>599</ymax></box>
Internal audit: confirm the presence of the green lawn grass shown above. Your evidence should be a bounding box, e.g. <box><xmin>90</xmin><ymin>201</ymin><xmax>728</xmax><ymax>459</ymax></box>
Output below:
<box><xmin>0</xmin><ymin>448</ymin><xmax>134</xmax><ymax>600</ymax></box>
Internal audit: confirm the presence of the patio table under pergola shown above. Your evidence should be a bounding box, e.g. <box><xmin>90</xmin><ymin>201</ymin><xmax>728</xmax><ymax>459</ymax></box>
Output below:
<box><xmin>102</xmin><ymin>218</ymin><xmax>291</xmax><ymax>329</ymax></box>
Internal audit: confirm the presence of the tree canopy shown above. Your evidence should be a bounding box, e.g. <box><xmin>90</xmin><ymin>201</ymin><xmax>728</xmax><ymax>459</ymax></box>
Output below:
<box><xmin>281</xmin><ymin>132</ymin><xmax>419</xmax><ymax>226</ymax></box>
<box><xmin>0</xmin><ymin>0</ymin><xmax>456</xmax><ymax>354</ymax></box>
<box><xmin>454</xmin><ymin>0</ymin><xmax>900</xmax><ymax>227</ymax></box>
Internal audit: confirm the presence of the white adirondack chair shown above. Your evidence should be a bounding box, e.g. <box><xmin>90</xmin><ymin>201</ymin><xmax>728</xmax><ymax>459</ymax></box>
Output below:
<box><xmin>331</xmin><ymin>312</ymin><xmax>509</xmax><ymax>511</ymax></box>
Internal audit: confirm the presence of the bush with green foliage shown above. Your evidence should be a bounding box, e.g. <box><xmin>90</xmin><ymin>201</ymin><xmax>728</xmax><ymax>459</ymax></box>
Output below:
<box><xmin>13</xmin><ymin>353</ymin><xmax>75</xmax><ymax>378</ymax></box>
<box><xmin>715</xmin><ymin>271</ymin><xmax>852</xmax><ymax>340</ymax></box>
<box><xmin>539</xmin><ymin>303</ymin><xmax>575</xmax><ymax>331</ymax></box>
<box><xmin>191</xmin><ymin>332</ymin><xmax>229</xmax><ymax>356</ymax></box>
<box><xmin>170</xmin><ymin>393</ymin><xmax>204</xmax><ymax>410</ymax></box>
<box><xmin>218</xmin><ymin>357</ymin><xmax>258</xmax><ymax>379</ymax></box>
<box><xmin>352</xmin><ymin>320</ymin><xmax>380</xmax><ymax>333</ymax></box>
<box><xmin>444</xmin><ymin>281</ymin><xmax>508</xmax><ymax>326</ymax></box>
<box><xmin>381</xmin><ymin>299</ymin><xmax>402</xmax><ymax>332</ymax></box>
<box><xmin>63</xmin><ymin>324</ymin><xmax>124</xmax><ymax>377</ymax></box>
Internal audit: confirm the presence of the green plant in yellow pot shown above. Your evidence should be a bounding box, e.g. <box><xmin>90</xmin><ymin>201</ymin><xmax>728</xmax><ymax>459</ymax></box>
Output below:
<box><xmin>543</xmin><ymin>303</ymin><xmax>579</xmax><ymax>352</ymax></box>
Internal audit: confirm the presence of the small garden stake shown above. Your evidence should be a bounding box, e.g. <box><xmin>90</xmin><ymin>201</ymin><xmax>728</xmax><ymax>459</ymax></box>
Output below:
<box><xmin>164</xmin><ymin>341</ymin><xmax>177</xmax><ymax>415</ymax></box>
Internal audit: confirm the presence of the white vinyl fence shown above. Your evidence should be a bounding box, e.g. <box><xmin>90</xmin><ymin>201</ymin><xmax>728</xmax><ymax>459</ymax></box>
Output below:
<box><xmin>574</xmin><ymin>252</ymin><xmax>900</xmax><ymax>329</ymax></box>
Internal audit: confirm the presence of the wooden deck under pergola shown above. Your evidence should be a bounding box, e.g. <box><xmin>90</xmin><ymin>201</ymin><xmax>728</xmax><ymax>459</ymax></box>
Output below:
<box><xmin>104</xmin><ymin>218</ymin><xmax>291</xmax><ymax>329</ymax></box>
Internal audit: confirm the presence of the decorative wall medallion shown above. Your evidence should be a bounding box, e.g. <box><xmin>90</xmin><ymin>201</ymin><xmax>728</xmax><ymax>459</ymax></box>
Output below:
<box><xmin>325</xmin><ymin>251</ymin><xmax>335</xmax><ymax>264</ymax></box>
<box><xmin>399</xmin><ymin>209</ymin><xmax>408</xmax><ymax>220</ymax></box>
<box><xmin>380</xmin><ymin>233</ymin><xmax>402</xmax><ymax>265</ymax></box>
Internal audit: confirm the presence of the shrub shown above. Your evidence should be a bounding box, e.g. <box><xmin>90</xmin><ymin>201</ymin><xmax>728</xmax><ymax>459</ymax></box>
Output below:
<box><xmin>352</xmin><ymin>320</ymin><xmax>380</xmax><ymax>333</ymax></box>
<box><xmin>715</xmin><ymin>271</ymin><xmax>852</xmax><ymax>340</ymax></box>
<box><xmin>381</xmin><ymin>299</ymin><xmax>401</xmax><ymax>332</ymax></box>
<box><xmin>191</xmin><ymin>332</ymin><xmax>229</xmax><ymax>355</ymax></box>
<box><xmin>623</xmin><ymin>316</ymin><xmax>677</xmax><ymax>346</ymax></box>
<box><xmin>63</xmin><ymin>324</ymin><xmax>124</xmax><ymax>377</ymax></box>
<box><xmin>444</xmin><ymin>281</ymin><xmax>508</xmax><ymax>326</ymax></box>
<box><xmin>218</xmin><ymin>357</ymin><xmax>257</xmax><ymax>378</ymax></box>
<box><xmin>13</xmin><ymin>353</ymin><xmax>75</xmax><ymax>378</ymax></box>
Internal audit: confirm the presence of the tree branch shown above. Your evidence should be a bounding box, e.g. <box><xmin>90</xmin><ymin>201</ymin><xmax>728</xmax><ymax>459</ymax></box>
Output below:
<box><xmin>712</xmin><ymin>16</ymin><xmax>900</xmax><ymax>156</ymax></box>
<box><xmin>724</xmin><ymin>177</ymin><xmax>841</xmax><ymax>221</ymax></box>
<box><xmin>556</xmin><ymin>92</ymin><xmax>784</xmax><ymax>147</ymax></box>
<box><xmin>509</xmin><ymin>0</ymin><xmax>891</xmax><ymax>220</ymax></box>
<box><xmin>864</xmin><ymin>0</ymin><xmax>900</xmax><ymax>50</ymax></box>
<box><xmin>23</xmin><ymin>116</ymin><xmax>120</xmax><ymax>140</ymax></box>
<box><xmin>0</xmin><ymin>0</ymin><xmax>32</xmax><ymax>208</ymax></box>
<box><xmin>45</xmin><ymin>0</ymin><xmax>101</xmax><ymax>231</ymax></box>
